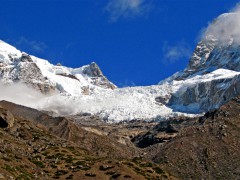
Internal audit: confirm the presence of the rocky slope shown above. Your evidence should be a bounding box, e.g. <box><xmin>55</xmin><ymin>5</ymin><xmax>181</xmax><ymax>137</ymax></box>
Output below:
<box><xmin>0</xmin><ymin>91</ymin><xmax>240</xmax><ymax>179</ymax></box>
<box><xmin>0</xmin><ymin>100</ymin><xmax>138</xmax><ymax>159</ymax></box>
<box><xmin>0</xmin><ymin>101</ymin><xmax>175</xmax><ymax>180</ymax></box>
<box><xmin>130</xmin><ymin>96</ymin><xmax>240</xmax><ymax>179</ymax></box>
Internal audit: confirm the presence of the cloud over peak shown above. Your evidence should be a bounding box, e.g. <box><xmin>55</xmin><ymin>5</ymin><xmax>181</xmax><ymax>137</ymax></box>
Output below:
<box><xmin>204</xmin><ymin>3</ymin><xmax>240</xmax><ymax>43</ymax></box>
<box><xmin>105</xmin><ymin>0</ymin><xmax>152</xmax><ymax>22</ymax></box>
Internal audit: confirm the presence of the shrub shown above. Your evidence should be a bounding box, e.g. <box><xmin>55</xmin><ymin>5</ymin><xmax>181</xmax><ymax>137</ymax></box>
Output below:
<box><xmin>31</xmin><ymin>161</ymin><xmax>45</xmax><ymax>168</ymax></box>
<box><xmin>153</xmin><ymin>167</ymin><xmax>164</xmax><ymax>174</ymax></box>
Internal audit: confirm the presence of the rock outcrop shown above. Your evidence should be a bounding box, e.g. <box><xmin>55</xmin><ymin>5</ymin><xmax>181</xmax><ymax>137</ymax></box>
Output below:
<box><xmin>0</xmin><ymin>107</ymin><xmax>14</xmax><ymax>128</ymax></box>
<box><xmin>168</xmin><ymin>72</ymin><xmax>240</xmax><ymax>113</ymax></box>
<box><xmin>82</xmin><ymin>62</ymin><xmax>117</xmax><ymax>89</ymax></box>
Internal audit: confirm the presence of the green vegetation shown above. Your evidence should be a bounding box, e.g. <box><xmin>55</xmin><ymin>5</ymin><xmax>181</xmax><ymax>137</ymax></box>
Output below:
<box><xmin>2</xmin><ymin>164</ymin><xmax>15</xmax><ymax>172</ymax></box>
<box><xmin>153</xmin><ymin>167</ymin><xmax>164</xmax><ymax>174</ymax></box>
<box><xmin>31</xmin><ymin>160</ymin><xmax>45</xmax><ymax>168</ymax></box>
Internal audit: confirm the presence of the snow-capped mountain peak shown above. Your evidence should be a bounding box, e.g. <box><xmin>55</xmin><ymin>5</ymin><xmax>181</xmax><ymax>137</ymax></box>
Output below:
<box><xmin>163</xmin><ymin>12</ymin><xmax>240</xmax><ymax>82</ymax></box>
<box><xmin>0</xmin><ymin>40</ymin><xmax>116</xmax><ymax>96</ymax></box>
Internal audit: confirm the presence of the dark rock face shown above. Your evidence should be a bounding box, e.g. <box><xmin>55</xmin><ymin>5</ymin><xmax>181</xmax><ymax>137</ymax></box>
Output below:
<box><xmin>182</xmin><ymin>38</ymin><xmax>217</xmax><ymax>78</ymax></box>
<box><xmin>168</xmin><ymin>74</ymin><xmax>240</xmax><ymax>113</ymax></box>
<box><xmin>0</xmin><ymin>60</ymin><xmax>56</xmax><ymax>94</ymax></box>
<box><xmin>0</xmin><ymin>107</ymin><xmax>14</xmax><ymax>128</ymax></box>
<box><xmin>57</xmin><ymin>73</ymin><xmax>79</xmax><ymax>81</ymax></box>
<box><xmin>20</xmin><ymin>53</ymin><xmax>33</xmax><ymax>62</ymax></box>
<box><xmin>173</xmin><ymin>37</ymin><xmax>240</xmax><ymax>81</ymax></box>
<box><xmin>83</xmin><ymin>62</ymin><xmax>103</xmax><ymax>77</ymax></box>
<box><xmin>13</xmin><ymin>63</ymin><xmax>44</xmax><ymax>82</ymax></box>
<box><xmin>155</xmin><ymin>95</ymin><xmax>171</xmax><ymax>105</ymax></box>
<box><xmin>151</xmin><ymin>96</ymin><xmax>240</xmax><ymax>180</ymax></box>
<box><xmin>131</xmin><ymin>118</ymin><xmax>187</xmax><ymax>148</ymax></box>
<box><xmin>83</xmin><ymin>62</ymin><xmax>117</xmax><ymax>90</ymax></box>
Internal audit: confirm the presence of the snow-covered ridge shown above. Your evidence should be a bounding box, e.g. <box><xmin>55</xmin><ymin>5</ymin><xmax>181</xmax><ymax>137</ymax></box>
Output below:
<box><xmin>0</xmin><ymin>40</ymin><xmax>197</xmax><ymax>122</ymax></box>
<box><xmin>0</xmin><ymin>40</ymin><xmax>116</xmax><ymax>96</ymax></box>
<box><xmin>32</xmin><ymin>57</ymin><xmax>116</xmax><ymax>95</ymax></box>
<box><xmin>1</xmin><ymin>11</ymin><xmax>240</xmax><ymax>123</ymax></box>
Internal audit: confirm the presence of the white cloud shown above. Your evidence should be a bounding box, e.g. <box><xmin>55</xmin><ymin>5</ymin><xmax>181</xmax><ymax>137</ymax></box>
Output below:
<box><xmin>0</xmin><ymin>82</ymin><xmax>77</xmax><ymax>116</ymax></box>
<box><xmin>162</xmin><ymin>42</ymin><xmax>192</xmax><ymax>63</ymax></box>
<box><xmin>0</xmin><ymin>82</ymin><xmax>135</xmax><ymax>118</ymax></box>
<box><xmin>15</xmin><ymin>37</ymin><xmax>47</xmax><ymax>53</ymax></box>
<box><xmin>105</xmin><ymin>0</ymin><xmax>152</xmax><ymax>22</ymax></box>
<box><xmin>0</xmin><ymin>82</ymin><xmax>45</xmax><ymax>108</ymax></box>
<box><xmin>204</xmin><ymin>3</ymin><xmax>240</xmax><ymax>43</ymax></box>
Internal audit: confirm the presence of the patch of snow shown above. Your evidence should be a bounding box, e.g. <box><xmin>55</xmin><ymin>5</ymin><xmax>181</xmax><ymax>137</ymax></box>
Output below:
<box><xmin>0</xmin><ymin>40</ymin><xmax>21</xmax><ymax>64</ymax></box>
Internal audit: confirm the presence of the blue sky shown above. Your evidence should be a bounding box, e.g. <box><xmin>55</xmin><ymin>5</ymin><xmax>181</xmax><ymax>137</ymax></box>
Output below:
<box><xmin>0</xmin><ymin>0</ymin><xmax>239</xmax><ymax>86</ymax></box>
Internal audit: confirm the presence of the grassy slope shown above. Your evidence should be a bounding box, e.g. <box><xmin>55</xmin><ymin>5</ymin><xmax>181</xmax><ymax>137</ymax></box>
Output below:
<box><xmin>0</xmin><ymin>103</ymin><xmax>174</xmax><ymax>180</ymax></box>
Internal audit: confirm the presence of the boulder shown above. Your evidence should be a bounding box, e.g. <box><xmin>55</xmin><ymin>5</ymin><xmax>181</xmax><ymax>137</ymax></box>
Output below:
<box><xmin>0</xmin><ymin>107</ymin><xmax>14</xmax><ymax>128</ymax></box>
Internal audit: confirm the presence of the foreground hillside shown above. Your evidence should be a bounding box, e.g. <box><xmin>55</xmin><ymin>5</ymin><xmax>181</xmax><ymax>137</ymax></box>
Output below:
<box><xmin>139</xmin><ymin>97</ymin><xmax>240</xmax><ymax>179</ymax></box>
<box><xmin>0</xmin><ymin>101</ymin><xmax>174</xmax><ymax>180</ymax></box>
<box><xmin>0</xmin><ymin>96</ymin><xmax>240</xmax><ymax>179</ymax></box>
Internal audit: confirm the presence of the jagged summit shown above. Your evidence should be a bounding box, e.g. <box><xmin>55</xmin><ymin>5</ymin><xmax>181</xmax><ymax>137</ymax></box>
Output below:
<box><xmin>163</xmin><ymin>12</ymin><xmax>240</xmax><ymax>82</ymax></box>
<box><xmin>157</xmin><ymin>12</ymin><xmax>240</xmax><ymax>115</ymax></box>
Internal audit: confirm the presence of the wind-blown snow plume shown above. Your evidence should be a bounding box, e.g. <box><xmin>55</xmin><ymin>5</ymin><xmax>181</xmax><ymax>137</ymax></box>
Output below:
<box><xmin>204</xmin><ymin>4</ymin><xmax>240</xmax><ymax>43</ymax></box>
<box><xmin>0</xmin><ymin>82</ymin><xmax>45</xmax><ymax>108</ymax></box>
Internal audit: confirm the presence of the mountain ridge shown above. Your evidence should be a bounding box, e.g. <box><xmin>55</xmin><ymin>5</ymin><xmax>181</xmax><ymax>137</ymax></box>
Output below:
<box><xmin>1</xmin><ymin>13</ymin><xmax>240</xmax><ymax>122</ymax></box>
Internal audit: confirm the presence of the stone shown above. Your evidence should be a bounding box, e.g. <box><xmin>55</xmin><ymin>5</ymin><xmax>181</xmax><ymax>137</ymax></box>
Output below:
<box><xmin>0</xmin><ymin>173</ymin><xmax>5</xmax><ymax>179</ymax></box>
<box><xmin>62</xmin><ymin>143</ymin><xmax>67</xmax><ymax>148</ymax></box>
